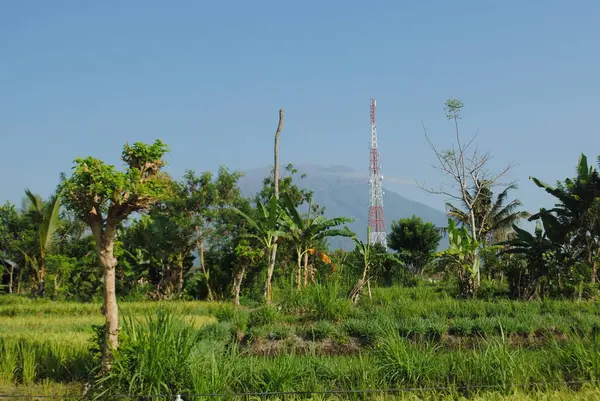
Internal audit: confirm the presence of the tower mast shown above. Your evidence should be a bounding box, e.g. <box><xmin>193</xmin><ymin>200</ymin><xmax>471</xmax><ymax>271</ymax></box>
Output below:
<box><xmin>368</xmin><ymin>98</ymin><xmax>387</xmax><ymax>247</ymax></box>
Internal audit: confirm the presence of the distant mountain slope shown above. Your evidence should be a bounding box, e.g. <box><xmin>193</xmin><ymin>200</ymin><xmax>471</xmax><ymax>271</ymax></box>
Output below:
<box><xmin>237</xmin><ymin>165</ymin><xmax>448</xmax><ymax>250</ymax></box>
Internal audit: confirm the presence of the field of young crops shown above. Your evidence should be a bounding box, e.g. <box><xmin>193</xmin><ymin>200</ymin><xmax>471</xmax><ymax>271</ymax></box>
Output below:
<box><xmin>2</xmin><ymin>283</ymin><xmax>600</xmax><ymax>400</ymax></box>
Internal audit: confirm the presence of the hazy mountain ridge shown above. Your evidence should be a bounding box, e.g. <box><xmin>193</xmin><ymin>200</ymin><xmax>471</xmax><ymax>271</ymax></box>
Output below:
<box><xmin>237</xmin><ymin>165</ymin><xmax>448</xmax><ymax>250</ymax></box>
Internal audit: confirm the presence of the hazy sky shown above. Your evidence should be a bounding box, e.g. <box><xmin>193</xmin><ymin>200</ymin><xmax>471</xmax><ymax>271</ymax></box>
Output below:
<box><xmin>1</xmin><ymin>1</ymin><xmax>599</xmax><ymax>214</ymax></box>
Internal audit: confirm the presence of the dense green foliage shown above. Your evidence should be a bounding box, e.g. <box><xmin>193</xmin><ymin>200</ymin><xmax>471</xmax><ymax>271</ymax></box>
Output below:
<box><xmin>388</xmin><ymin>216</ymin><xmax>442</xmax><ymax>275</ymax></box>
<box><xmin>1</xmin><ymin>99</ymin><xmax>600</xmax><ymax>399</ymax></box>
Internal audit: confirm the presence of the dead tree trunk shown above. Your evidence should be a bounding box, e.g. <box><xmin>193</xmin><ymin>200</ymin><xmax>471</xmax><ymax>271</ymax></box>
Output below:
<box><xmin>266</xmin><ymin>108</ymin><xmax>284</xmax><ymax>305</ymax></box>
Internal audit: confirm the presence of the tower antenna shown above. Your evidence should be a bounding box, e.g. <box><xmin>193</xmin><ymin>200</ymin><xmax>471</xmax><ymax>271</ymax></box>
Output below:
<box><xmin>368</xmin><ymin>98</ymin><xmax>387</xmax><ymax>247</ymax></box>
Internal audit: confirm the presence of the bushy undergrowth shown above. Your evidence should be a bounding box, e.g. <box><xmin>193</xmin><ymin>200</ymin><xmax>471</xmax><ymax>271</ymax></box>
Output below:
<box><xmin>93</xmin><ymin>311</ymin><xmax>600</xmax><ymax>398</ymax></box>
<box><xmin>2</xmin><ymin>283</ymin><xmax>600</xmax><ymax>399</ymax></box>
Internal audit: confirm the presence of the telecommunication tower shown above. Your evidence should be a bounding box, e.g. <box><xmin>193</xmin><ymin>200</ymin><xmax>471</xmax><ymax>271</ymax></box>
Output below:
<box><xmin>368</xmin><ymin>98</ymin><xmax>387</xmax><ymax>247</ymax></box>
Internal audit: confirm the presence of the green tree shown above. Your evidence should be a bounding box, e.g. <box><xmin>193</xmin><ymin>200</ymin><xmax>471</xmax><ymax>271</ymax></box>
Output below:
<box><xmin>347</xmin><ymin>227</ymin><xmax>401</xmax><ymax>303</ymax></box>
<box><xmin>499</xmin><ymin>220</ymin><xmax>559</xmax><ymax>299</ymax></box>
<box><xmin>123</xmin><ymin>212</ymin><xmax>196</xmax><ymax>299</ymax></box>
<box><xmin>437</xmin><ymin>218</ymin><xmax>481</xmax><ymax>298</ymax></box>
<box><xmin>280</xmin><ymin>192</ymin><xmax>353</xmax><ymax>289</ymax></box>
<box><xmin>61</xmin><ymin>140</ymin><xmax>172</xmax><ymax>369</ymax></box>
<box><xmin>179</xmin><ymin>167</ymin><xmax>244</xmax><ymax>300</ymax></box>
<box><xmin>529</xmin><ymin>153</ymin><xmax>600</xmax><ymax>283</ymax></box>
<box><xmin>387</xmin><ymin>215</ymin><xmax>441</xmax><ymax>276</ymax></box>
<box><xmin>232</xmin><ymin>195</ymin><xmax>287</xmax><ymax>304</ymax></box>
<box><xmin>0</xmin><ymin>202</ymin><xmax>23</xmax><ymax>293</ymax></box>
<box><xmin>20</xmin><ymin>189</ymin><xmax>62</xmax><ymax>296</ymax></box>
<box><xmin>445</xmin><ymin>182</ymin><xmax>530</xmax><ymax>245</ymax></box>
<box><xmin>231</xmin><ymin>239</ymin><xmax>264</xmax><ymax>305</ymax></box>
<box><xmin>421</xmin><ymin>99</ymin><xmax>513</xmax><ymax>295</ymax></box>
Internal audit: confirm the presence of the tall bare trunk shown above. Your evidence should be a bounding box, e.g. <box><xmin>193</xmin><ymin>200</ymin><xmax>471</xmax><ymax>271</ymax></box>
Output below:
<box><xmin>266</xmin><ymin>108</ymin><xmax>284</xmax><ymax>304</ymax></box>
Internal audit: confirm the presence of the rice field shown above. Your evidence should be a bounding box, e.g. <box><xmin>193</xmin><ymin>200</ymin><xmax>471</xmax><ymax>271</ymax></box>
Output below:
<box><xmin>1</xmin><ymin>283</ymin><xmax>600</xmax><ymax>400</ymax></box>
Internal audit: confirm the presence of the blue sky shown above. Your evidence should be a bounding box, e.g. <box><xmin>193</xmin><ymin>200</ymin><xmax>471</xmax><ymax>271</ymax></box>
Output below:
<box><xmin>1</xmin><ymin>0</ymin><xmax>599</xmax><ymax>215</ymax></box>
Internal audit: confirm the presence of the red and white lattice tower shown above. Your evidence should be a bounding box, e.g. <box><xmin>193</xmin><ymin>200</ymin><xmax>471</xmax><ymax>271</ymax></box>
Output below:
<box><xmin>368</xmin><ymin>98</ymin><xmax>387</xmax><ymax>247</ymax></box>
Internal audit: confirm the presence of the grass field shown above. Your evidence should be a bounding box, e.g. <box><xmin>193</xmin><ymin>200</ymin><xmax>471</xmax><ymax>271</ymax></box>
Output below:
<box><xmin>1</xmin><ymin>282</ymin><xmax>600</xmax><ymax>400</ymax></box>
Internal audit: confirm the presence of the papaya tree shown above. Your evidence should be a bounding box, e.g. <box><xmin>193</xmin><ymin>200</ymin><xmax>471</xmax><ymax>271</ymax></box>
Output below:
<box><xmin>61</xmin><ymin>140</ymin><xmax>172</xmax><ymax>369</ymax></box>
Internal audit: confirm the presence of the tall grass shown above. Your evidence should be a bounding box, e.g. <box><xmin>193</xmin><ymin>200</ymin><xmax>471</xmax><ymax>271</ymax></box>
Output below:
<box><xmin>3</xmin><ymin>285</ymin><xmax>600</xmax><ymax>399</ymax></box>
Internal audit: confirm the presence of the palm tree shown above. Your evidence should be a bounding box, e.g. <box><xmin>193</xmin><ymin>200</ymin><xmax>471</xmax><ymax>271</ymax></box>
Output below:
<box><xmin>232</xmin><ymin>195</ymin><xmax>287</xmax><ymax>304</ymax></box>
<box><xmin>446</xmin><ymin>182</ymin><xmax>529</xmax><ymax>244</ymax></box>
<box><xmin>280</xmin><ymin>193</ymin><xmax>353</xmax><ymax>289</ymax></box>
<box><xmin>21</xmin><ymin>189</ymin><xmax>62</xmax><ymax>295</ymax></box>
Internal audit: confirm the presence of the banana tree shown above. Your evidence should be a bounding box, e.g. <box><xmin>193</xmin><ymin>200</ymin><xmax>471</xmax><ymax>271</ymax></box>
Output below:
<box><xmin>280</xmin><ymin>192</ymin><xmax>353</xmax><ymax>289</ymax></box>
<box><xmin>437</xmin><ymin>218</ymin><xmax>481</xmax><ymax>298</ymax></box>
<box><xmin>498</xmin><ymin>220</ymin><xmax>558</xmax><ymax>299</ymax></box>
<box><xmin>22</xmin><ymin>189</ymin><xmax>62</xmax><ymax>295</ymax></box>
<box><xmin>347</xmin><ymin>227</ymin><xmax>401</xmax><ymax>303</ymax></box>
<box><xmin>232</xmin><ymin>195</ymin><xmax>286</xmax><ymax>304</ymax></box>
<box><xmin>530</xmin><ymin>154</ymin><xmax>600</xmax><ymax>283</ymax></box>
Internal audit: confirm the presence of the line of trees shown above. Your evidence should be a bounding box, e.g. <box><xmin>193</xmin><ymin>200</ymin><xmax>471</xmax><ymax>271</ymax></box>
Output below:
<box><xmin>1</xmin><ymin>99</ymin><xmax>599</xmax><ymax>370</ymax></box>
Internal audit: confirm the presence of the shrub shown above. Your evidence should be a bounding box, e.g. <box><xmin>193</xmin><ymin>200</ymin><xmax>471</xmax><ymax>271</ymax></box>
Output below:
<box><xmin>249</xmin><ymin>306</ymin><xmax>280</xmax><ymax>327</ymax></box>
<box><xmin>298</xmin><ymin>320</ymin><xmax>337</xmax><ymax>341</ymax></box>
<box><xmin>93</xmin><ymin>308</ymin><xmax>202</xmax><ymax>398</ymax></box>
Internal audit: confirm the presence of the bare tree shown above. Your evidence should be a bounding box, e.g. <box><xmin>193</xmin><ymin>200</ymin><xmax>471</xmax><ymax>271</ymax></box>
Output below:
<box><xmin>419</xmin><ymin>99</ymin><xmax>513</xmax><ymax>293</ymax></box>
<box><xmin>265</xmin><ymin>109</ymin><xmax>284</xmax><ymax>304</ymax></box>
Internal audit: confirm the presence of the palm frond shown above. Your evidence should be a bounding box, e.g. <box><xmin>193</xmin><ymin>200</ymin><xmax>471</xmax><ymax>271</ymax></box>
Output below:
<box><xmin>24</xmin><ymin>189</ymin><xmax>43</xmax><ymax>213</ymax></box>
<box><xmin>231</xmin><ymin>207</ymin><xmax>262</xmax><ymax>233</ymax></box>
<box><xmin>491</xmin><ymin>183</ymin><xmax>518</xmax><ymax>214</ymax></box>
<box><xmin>40</xmin><ymin>192</ymin><xmax>62</xmax><ymax>252</ymax></box>
<box><xmin>445</xmin><ymin>202</ymin><xmax>469</xmax><ymax>225</ymax></box>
